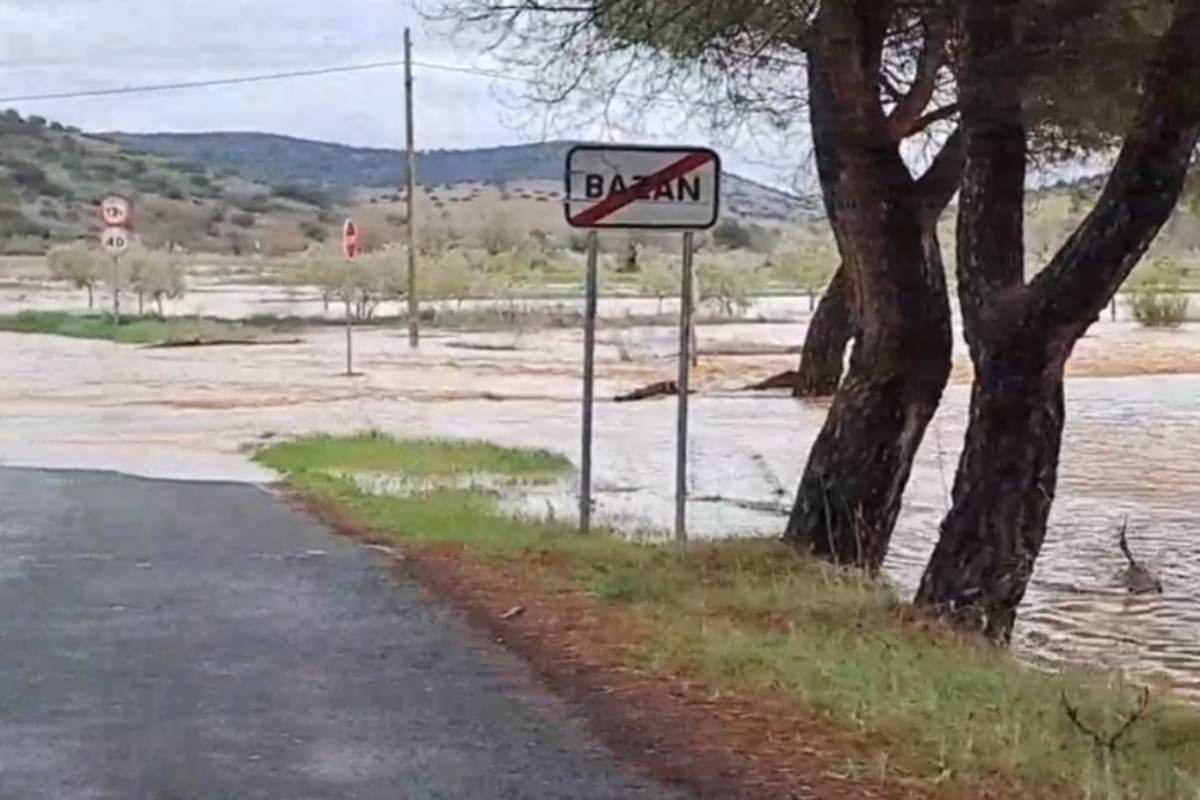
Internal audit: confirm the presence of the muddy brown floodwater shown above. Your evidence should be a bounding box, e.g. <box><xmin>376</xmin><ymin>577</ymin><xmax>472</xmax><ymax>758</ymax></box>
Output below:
<box><xmin>2</xmin><ymin>280</ymin><xmax>1200</xmax><ymax>703</ymax></box>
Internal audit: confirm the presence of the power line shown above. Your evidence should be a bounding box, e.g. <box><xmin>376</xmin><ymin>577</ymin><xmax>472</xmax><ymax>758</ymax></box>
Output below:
<box><xmin>0</xmin><ymin>59</ymin><xmax>409</xmax><ymax>105</ymax></box>
<box><xmin>0</xmin><ymin>53</ymin><xmax>697</xmax><ymax>110</ymax></box>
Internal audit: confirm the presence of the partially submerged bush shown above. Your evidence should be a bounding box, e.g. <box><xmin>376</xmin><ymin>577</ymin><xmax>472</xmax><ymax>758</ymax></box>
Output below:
<box><xmin>1129</xmin><ymin>258</ymin><xmax>1190</xmax><ymax>328</ymax></box>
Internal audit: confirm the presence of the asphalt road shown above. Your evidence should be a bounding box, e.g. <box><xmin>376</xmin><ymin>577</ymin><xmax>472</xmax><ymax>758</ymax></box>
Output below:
<box><xmin>0</xmin><ymin>468</ymin><xmax>684</xmax><ymax>800</ymax></box>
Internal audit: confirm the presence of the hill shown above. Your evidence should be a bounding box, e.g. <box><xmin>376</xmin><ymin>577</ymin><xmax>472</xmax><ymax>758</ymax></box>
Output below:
<box><xmin>0</xmin><ymin>112</ymin><xmax>331</xmax><ymax>255</ymax></box>
<box><xmin>108</xmin><ymin>132</ymin><xmax>822</xmax><ymax>223</ymax></box>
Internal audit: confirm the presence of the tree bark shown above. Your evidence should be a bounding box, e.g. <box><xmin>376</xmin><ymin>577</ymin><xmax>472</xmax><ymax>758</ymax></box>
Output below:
<box><xmin>784</xmin><ymin>1</ymin><xmax>953</xmax><ymax>571</ymax></box>
<box><xmin>918</xmin><ymin>0</ymin><xmax>1200</xmax><ymax>641</ymax></box>
<box><xmin>794</xmin><ymin>265</ymin><xmax>852</xmax><ymax>398</ymax></box>
<box><xmin>791</xmin><ymin>128</ymin><xmax>964</xmax><ymax>401</ymax></box>
<box><xmin>915</xmin><ymin>342</ymin><xmax>1067</xmax><ymax>641</ymax></box>
<box><xmin>86</xmin><ymin>283</ymin><xmax>93</xmax><ymax>309</ymax></box>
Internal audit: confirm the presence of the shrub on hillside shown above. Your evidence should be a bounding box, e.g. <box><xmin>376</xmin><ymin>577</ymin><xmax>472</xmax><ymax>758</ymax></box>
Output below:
<box><xmin>299</xmin><ymin>220</ymin><xmax>327</xmax><ymax>243</ymax></box>
<box><xmin>274</xmin><ymin>183</ymin><xmax>331</xmax><ymax>208</ymax></box>
<box><xmin>712</xmin><ymin>218</ymin><xmax>754</xmax><ymax>250</ymax></box>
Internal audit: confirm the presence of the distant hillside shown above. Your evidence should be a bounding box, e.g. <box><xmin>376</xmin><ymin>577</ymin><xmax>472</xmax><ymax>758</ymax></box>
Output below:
<box><xmin>0</xmin><ymin>112</ymin><xmax>333</xmax><ymax>255</ymax></box>
<box><xmin>108</xmin><ymin>132</ymin><xmax>821</xmax><ymax>223</ymax></box>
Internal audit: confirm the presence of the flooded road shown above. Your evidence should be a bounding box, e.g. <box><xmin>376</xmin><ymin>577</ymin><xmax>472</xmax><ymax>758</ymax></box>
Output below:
<box><xmin>1</xmin><ymin>285</ymin><xmax>1199</xmax><ymax>702</ymax></box>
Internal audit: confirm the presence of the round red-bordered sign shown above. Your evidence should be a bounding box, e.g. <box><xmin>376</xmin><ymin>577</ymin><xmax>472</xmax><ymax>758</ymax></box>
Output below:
<box><xmin>99</xmin><ymin>196</ymin><xmax>132</xmax><ymax>228</ymax></box>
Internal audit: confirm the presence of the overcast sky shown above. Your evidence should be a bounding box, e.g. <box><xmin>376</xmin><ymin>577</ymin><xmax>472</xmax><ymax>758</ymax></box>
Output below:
<box><xmin>0</xmin><ymin>0</ymin><xmax>806</xmax><ymax>189</ymax></box>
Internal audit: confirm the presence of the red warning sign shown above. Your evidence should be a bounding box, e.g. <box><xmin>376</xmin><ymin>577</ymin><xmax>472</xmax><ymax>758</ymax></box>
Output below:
<box><xmin>343</xmin><ymin>219</ymin><xmax>359</xmax><ymax>259</ymax></box>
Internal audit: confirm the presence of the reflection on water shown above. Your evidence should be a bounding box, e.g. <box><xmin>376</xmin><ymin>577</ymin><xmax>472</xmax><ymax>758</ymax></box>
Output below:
<box><xmin>1</xmin><ymin>281</ymin><xmax>1199</xmax><ymax>702</ymax></box>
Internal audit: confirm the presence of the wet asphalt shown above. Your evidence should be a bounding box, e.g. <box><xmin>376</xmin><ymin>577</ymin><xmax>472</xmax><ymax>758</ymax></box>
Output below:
<box><xmin>0</xmin><ymin>468</ymin><xmax>685</xmax><ymax>800</ymax></box>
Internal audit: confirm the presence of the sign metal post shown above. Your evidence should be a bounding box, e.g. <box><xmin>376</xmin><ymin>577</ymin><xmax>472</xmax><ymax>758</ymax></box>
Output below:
<box><xmin>99</xmin><ymin>197</ymin><xmax>132</xmax><ymax>330</ymax></box>
<box><xmin>580</xmin><ymin>231</ymin><xmax>599</xmax><ymax>535</ymax></box>
<box><xmin>675</xmin><ymin>231</ymin><xmax>695</xmax><ymax>542</ymax></box>
<box><xmin>343</xmin><ymin>219</ymin><xmax>359</xmax><ymax>377</ymax></box>
<box><xmin>564</xmin><ymin>144</ymin><xmax>720</xmax><ymax>539</ymax></box>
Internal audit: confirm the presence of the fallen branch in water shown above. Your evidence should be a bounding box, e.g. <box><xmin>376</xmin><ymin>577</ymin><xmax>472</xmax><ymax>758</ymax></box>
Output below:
<box><xmin>615</xmin><ymin>380</ymin><xmax>688</xmax><ymax>403</ymax></box>
<box><xmin>692</xmin><ymin>494</ymin><xmax>789</xmax><ymax>516</ymax></box>
<box><xmin>741</xmin><ymin>371</ymin><xmax>800</xmax><ymax>392</ymax></box>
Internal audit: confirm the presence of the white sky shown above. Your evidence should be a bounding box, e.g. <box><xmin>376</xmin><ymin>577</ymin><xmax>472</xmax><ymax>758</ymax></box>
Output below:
<box><xmin>0</xmin><ymin>0</ymin><xmax>810</xmax><ymax>191</ymax></box>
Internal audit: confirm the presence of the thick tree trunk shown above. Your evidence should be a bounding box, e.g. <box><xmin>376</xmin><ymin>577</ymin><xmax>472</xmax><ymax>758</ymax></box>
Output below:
<box><xmin>916</xmin><ymin>0</ymin><xmax>1200</xmax><ymax>640</ymax></box>
<box><xmin>783</xmin><ymin>2</ymin><xmax>953</xmax><ymax>570</ymax></box>
<box><xmin>794</xmin><ymin>265</ymin><xmax>852</xmax><ymax>398</ymax></box>
<box><xmin>786</xmin><ymin>231</ymin><xmax>950</xmax><ymax>569</ymax></box>
<box><xmin>915</xmin><ymin>344</ymin><xmax>1067</xmax><ymax>641</ymax></box>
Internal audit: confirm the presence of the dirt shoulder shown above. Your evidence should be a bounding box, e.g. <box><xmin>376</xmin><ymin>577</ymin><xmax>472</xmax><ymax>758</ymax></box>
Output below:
<box><xmin>261</xmin><ymin>434</ymin><xmax>1199</xmax><ymax>800</ymax></box>
<box><xmin>292</xmin><ymin>491</ymin><xmax>988</xmax><ymax>800</ymax></box>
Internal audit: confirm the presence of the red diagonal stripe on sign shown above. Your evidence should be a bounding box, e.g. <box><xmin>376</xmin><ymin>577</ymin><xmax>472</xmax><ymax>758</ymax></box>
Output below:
<box><xmin>570</xmin><ymin>150</ymin><xmax>714</xmax><ymax>227</ymax></box>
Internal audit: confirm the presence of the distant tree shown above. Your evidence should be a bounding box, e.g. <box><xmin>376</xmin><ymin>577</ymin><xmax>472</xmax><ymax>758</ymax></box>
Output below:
<box><xmin>299</xmin><ymin>220</ymin><xmax>327</xmax><ymax>243</ymax></box>
<box><xmin>477</xmin><ymin>203</ymin><xmax>524</xmax><ymax>255</ymax></box>
<box><xmin>711</xmin><ymin>219</ymin><xmax>753</xmax><ymax>250</ymax></box>
<box><xmin>129</xmin><ymin>250</ymin><xmax>186</xmax><ymax>317</ymax></box>
<box><xmin>1129</xmin><ymin>258</ymin><xmax>1190</xmax><ymax>328</ymax></box>
<box><xmin>637</xmin><ymin>251</ymin><xmax>679</xmax><ymax>314</ymax></box>
<box><xmin>46</xmin><ymin>243</ymin><xmax>101</xmax><ymax>308</ymax></box>
<box><xmin>566</xmin><ymin>232</ymin><xmax>591</xmax><ymax>254</ymax></box>
<box><xmin>304</xmin><ymin>245</ymin><xmax>406</xmax><ymax>321</ymax></box>
<box><xmin>274</xmin><ymin>183</ymin><xmax>331</xmax><ymax>208</ymax></box>
<box><xmin>696</xmin><ymin>257</ymin><xmax>763</xmax><ymax>318</ymax></box>
<box><xmin>231</xmin><ymin>212</ymin><xmax>256</xmax><ymax>229</ymax></box>
<box><xmin>422</xmin><ymin>248</ymin><xmax>475</xmax><ymax>308</ymax></box>
<box><xmin>771</xmin><ymin>234</ymin><xmax>838</xmax><ymax>310</ymax></box>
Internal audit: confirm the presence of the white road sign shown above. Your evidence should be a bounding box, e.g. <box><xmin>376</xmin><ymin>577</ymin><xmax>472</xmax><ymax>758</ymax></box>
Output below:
<box><xmin>99</xmin><ymin>196</ymin><xmax>132</xmax><ymax>227</ymax></box>
<box><xmin>101</xmin><ymin>226</ymin><xmax>131</xmax><ymax>254</ymax></box>
<box><xmin>565</xmin><ymin>144</ymin><xmax>720</xmax><ymax>230</ymax></box>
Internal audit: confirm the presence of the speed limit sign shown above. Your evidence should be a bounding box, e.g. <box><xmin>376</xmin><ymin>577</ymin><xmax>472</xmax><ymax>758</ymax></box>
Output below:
<box><xmin>102</xmin><ymin>226</ymin><xmax>131</xmax><ymax>254</ymax></box>
<box><xmin>99</xmin><ymin>196</ymin><xmax>132</xmax><ymax>227</ymax></box>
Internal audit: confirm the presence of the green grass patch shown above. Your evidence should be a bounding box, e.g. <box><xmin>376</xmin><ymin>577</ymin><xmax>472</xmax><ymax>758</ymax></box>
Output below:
<box><xmin>256</xmin><ymin>432</ymin><xmax>571</xmax><ymax>480</ymax></box>
<box><xmin>259</xmin><ymin>433</ymin><xmax>1200</xmax><ymax>800</ymax></box>
<box><xmin>0</xmin><ymin>310</ymin><xmax>290</xmax><ymax>345</ymax></box>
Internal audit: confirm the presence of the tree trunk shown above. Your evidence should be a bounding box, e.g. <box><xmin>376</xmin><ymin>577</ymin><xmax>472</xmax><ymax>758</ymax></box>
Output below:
<box><xmin>156</xmin><ymin>295</ymin><xmax>164</xmax><ymax>318</ymax></box>
<box><xmin>794</xmin><ymin>265</ymin><xmax>852</xmax><ymax>398</ymax></box>
<box><xmin>783</xmin><ymin>3</ymin><xmax>953</xmax><ymax>571</ymax></box>
<box><xmin>785</xmin><ymin>232</ymin><xmax>950</xmax><ymax>569</ymax></box>
<box><xmin>916</xmin><ymin>0</ymin><xmax>1200</xmax><ymax>640</ymax></box>
<box><xmin>86</xmin><ymin>283</ymin><xmax>93</xmax><ymax>309</ymax></box>
<box><xmin>137</xmin><ymin>292</ymin><xmax>144</xmax><ymax>316</ymax></box>
<box><xmin>915</xmin><ymin>343</ymin><xmax>1067</xmax><ymax>641</ymax></box>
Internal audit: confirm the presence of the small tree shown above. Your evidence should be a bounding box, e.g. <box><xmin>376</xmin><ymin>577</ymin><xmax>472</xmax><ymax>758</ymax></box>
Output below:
<box><xmin>305</xmin><ymin>245</ymin><xmax>406</xmax><ymax>322</ymax></box>
<box><xmin>137</xmin><ymin>253</ymin><xmax>187</xmax><ymax>317</ymax></box>
<box><xmin>696</xmin><ymin>256</ymin><xmax>763</xmax><ymax>318</ymax></box>
<box><xmin>1129</xmin><ymin>258</ymin><xmax>1191</xmax><ymax>328</ymax></box>
<box><xmin>477</xmin><ymin>203</ymin><xmax>524</xmax><ymax>255</ymax></box>
<box><xmin>637</xmin><ymin>251</ymin><xmax>679</xmax><ymax>314</ymax></box>
<box><xmin>423</xmin><ymin>248</ymin><xmax>475</xmax><ymax>308</ymax></box>
<box><xmin>771</xmin><ymin>234</ymin><xmax>838</xmax><ymax>310</ymax></box>
<box><xmin>46</xmin><ymin>243</ymin><xmax>100</xmax><ymax>308</ymax></box>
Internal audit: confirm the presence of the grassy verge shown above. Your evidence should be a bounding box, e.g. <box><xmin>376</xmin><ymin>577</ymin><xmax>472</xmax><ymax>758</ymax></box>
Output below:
<box><xmin>259</xmin><ymin>433</ymin><xmax>1200</xmax><ymax>800</ymax></box>
<box><xmin>0</xmin><ymin>311</ymin><xmax>298</xmax><ymax>345</ymax></box>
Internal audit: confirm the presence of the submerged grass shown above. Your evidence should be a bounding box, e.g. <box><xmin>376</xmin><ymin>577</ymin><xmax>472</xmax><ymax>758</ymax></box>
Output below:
<box><xmin>257</xmin><ymin>433</ymin><xmax>1200</xmax><ymax>800</ymax></box>
<box><xmin>0</xmin><ymin>310</ymin><xmax>285</xmax><ymax>345</ymax></box>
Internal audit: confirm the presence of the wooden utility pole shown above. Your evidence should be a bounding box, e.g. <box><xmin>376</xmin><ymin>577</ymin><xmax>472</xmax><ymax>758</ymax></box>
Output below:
<box><xmin>404</xmin><ymin>27</ymin><xmax>419</xmax><ymax>348</ymax></box>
